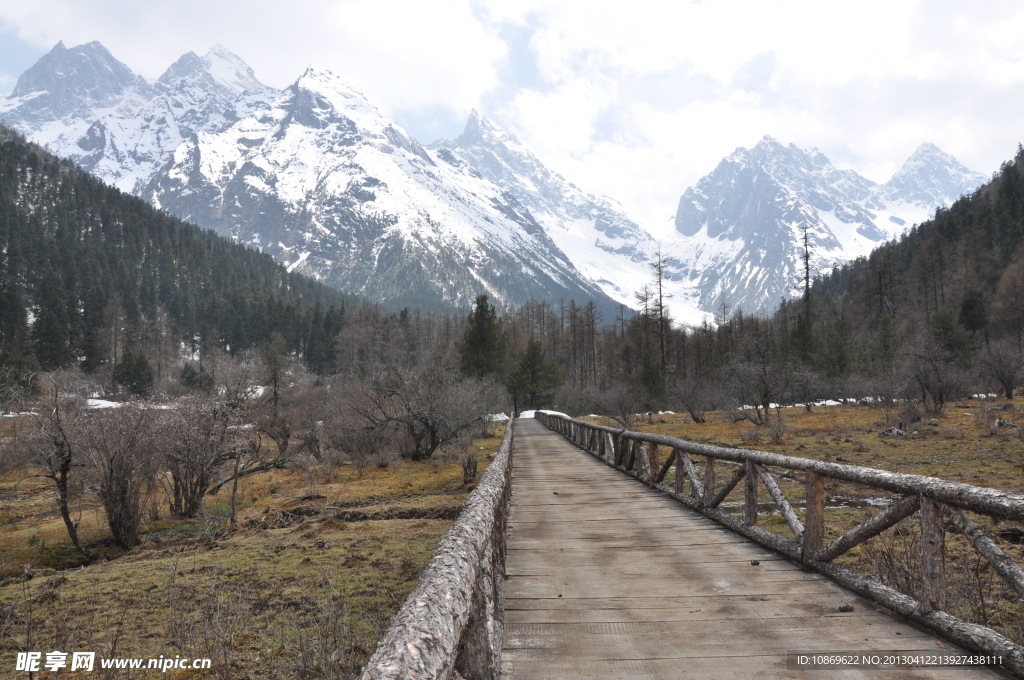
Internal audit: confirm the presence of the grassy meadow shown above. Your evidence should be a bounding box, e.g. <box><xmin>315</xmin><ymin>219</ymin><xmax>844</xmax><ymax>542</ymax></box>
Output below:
<box><xmin>0</xmin><ymin>423</ymin><xmax>505</xmax><ymax>679</ymax></box>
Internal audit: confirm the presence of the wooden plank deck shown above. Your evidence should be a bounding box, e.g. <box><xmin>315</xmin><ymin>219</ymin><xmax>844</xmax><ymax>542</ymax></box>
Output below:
<box><xmin>501</xmin><ymin>417</ymin><xmax>1011</xmax><ymax>679</ymax></box>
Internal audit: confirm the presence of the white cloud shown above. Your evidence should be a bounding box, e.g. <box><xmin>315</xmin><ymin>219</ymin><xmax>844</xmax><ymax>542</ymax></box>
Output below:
<box><xmin>503</xmin><ymin>77</ymin><xmax>616</xmax><ymax>158</ymax></box>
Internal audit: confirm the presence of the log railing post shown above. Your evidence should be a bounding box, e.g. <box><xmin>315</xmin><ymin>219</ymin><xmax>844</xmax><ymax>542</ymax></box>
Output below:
<box><xmin>920</xmin><ymin>497</ymin><xmax>946</xmax><ymax>613</ymax></box>
<box><xmin>674</xmin><ymin>449</ymin><xmax>684</xmax><ymax>495</ymax></box>
<box><xmin>744</xmin><ymin>460</ymin><xmax>758</xmax><ymax>526</ymax></box>
<box><xmin>703</xmin><ymin>457</ymin><xmax>715</xmax><ymax>507</ymax></box>
<box><xmin>803</xmin><ymin>472</ymin><xmax>825</xmax><ymax>564</ymax></box>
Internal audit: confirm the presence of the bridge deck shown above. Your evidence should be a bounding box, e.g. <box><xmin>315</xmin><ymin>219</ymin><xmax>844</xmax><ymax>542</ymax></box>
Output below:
<box><xmin>501</xmin><ymin>418</ymin><xmax>1009</xmax><ymax>679</ymax></box>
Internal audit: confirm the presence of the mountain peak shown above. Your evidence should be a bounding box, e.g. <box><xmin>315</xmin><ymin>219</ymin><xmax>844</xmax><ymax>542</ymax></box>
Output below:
<box><xmin>913</xmin><ymin>141</ymin><xmax>943</xmax><ymax>155</ymax></box>
<box><xmin>283</xmin><ymin>67</ymin><xmax>398</xmax><ymax>136</ymax></box>
<box><xmin>10</xmin><ymin>40</ymin><xmax>145</xmax><ymax>115</ymax></box>
<box><xmin>157</xmin><ymin>45</ymin><xmax>264</xmax><ymax>97</ymax></box>
<box><xmin>293</xmin><ymin>67</ymin><xmax>375</xmax><ymax>109</ymax></box>
<box><xmin>206</xmin><ymin>43</ymin><xmax>238</xmax><ymax>60</ymax></box>
<box><xmin>673</xmin><ymin>136</ymin><xmax>986</xmax><ymax>316</ymax></box>
<box><xmin>884</xmin><ymin>143</ymin><xmax>986</xmax><ymax>206</ymax></box>
<box><xmin>456</xmin><ymin>109</ymin><xmax>520</xmax><ymax>152</ymax></box>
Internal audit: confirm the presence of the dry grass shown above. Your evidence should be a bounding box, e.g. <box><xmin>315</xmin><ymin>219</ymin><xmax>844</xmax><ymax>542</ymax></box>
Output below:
<box><xmin>0</xmin><ymin>423</ymin><xmax>506</xmax><ymax>679</ymax></box>
<box><xmin>603</xmin><ymin>397</ymin><xmax>1024</xmax><ymax>493</ymax></box>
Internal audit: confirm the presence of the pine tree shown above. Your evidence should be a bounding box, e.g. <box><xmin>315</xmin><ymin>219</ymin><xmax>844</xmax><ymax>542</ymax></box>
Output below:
<box><xmin>113</xmin><ymin>350</ymin><xmax>154</xmax><ymax>396</ymax></box>
<box><xmin>507</xmin><ymin>338</ymin><xmax>562</xmax><ymax>414</ymax></box>
<box><xmin>459</xmin><ymin>294</ymin><xmax>507</xmax><ymax>379</ymax></box>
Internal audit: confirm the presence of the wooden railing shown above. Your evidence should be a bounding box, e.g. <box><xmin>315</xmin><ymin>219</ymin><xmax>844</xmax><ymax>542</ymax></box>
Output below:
<box><xmin>536</xmin><ymin>411</ymin><xmax>1024</xmax><ymax>676</ymax></box>
<box><xmin>360</xmin><ymin>420</ymin><xmax>514</xmax><ymax>680</ymax></box>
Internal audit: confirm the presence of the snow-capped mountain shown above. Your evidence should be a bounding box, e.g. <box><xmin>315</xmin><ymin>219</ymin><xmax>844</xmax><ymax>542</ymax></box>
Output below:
<box><xmin>432</xmin><ymin>112</ymin><xmax>658</xmax><ymax>305</ymax></box>
<box><xmin>147</xmin><ymin>67</ymin><xmax>621</xmax><ymax>312</ymax></box>
<box><xmin>2</xmin><ymin>41</ymin><xmax>987</xmax><ymax>324</ymax></box>
<box><xmin>2</xmin><ymin>41</ymin><xmax>274</xmax><ymax>196</ymax></box>
<box><xmin>880</xmin><ymin>142</ymin><xmax>987</xmax><ymax>207</ymax></box>
<box><xmin>1</xmin><ymin>42</ymin><xmax>623</xmax><ymax>316</ymax></box>
<box><xmin>669</xmin><ymin>136</ymin><xmax>987</xmax><ymax>316</ymax></box>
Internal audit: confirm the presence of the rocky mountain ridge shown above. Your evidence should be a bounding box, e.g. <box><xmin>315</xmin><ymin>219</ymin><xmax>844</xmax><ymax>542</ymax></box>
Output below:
<box><xmin>668</xmin><ymin>136</ymin><xmax>987</xmax><ymax>316</ymax></box>
<box><xmin>1</xmin><ymin>41</ymin><xmax>987</xmax><ymax>322</ymax></box>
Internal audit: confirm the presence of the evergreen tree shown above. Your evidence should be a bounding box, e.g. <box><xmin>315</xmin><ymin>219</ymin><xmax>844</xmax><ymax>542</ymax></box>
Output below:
<box><xmin>459</xmin><ymin>294</ymin><xmax>507</xmax><ymax>379</ymax></box>
<box><xmin>508</xmin><ymin>338</ymin><xmax>562</xmax><ymax>414</ymax></box>
<box><xmin>180</xmin><ymin>363</ymin><xmax>215</xmax><ymax>391</ymax></box>
<box><xmin>114</xmin><ymin>350</ymin><xmax>154</xmax><ymax>396</ymax></box>
<box><xmin>958</xmin><ymin>289</ymin><xmax>988</xmax><ymax>336</ymax></box>
<box><xmin>867</xmin><ymin>312</ymin><xmax>902</xmax><ymax>375</ymax></box>
<box><xmin>32</xmin><ymin>273</ymin><xmax>76</xmax><ymax>369</ymax></box>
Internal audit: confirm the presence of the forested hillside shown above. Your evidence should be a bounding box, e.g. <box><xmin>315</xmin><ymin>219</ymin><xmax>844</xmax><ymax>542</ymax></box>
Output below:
<box><xmin>813</xmin><ymin>144</ymin><xmax>1024</xmax><ymax>341</ymax></box>
<box><xmin>493</xmin><ymin>144</ymin><xmax>1024</xmax><ymax>420</ymax></box>
<box><xmin>795</xmin><ymin>144</ymin><xmax>1024</xmax><ymax>406</ymax></box>
<box><xmin>0</xmin><ymin>125</ymin><xmax>350</xmax><ymax>383</ymax></box>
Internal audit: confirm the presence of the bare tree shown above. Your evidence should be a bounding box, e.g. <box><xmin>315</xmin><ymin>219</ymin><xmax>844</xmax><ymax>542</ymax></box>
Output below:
<box><xmin>725</xmin><ymin>332</ymin><xmax>788</xmax><ymax>425</ymax></box>
<box><xmin>908</xmin><ymin>338</ymin><xmax>971</xmax><ymax>415</ymax></box>
<box><xmin>343</xmin><ymin>351</ymin><xmax>503</xmax><ymax>461</ymax></box>
<box><xmin>83</xmin><ymin>403</ymin><xmax>162</xmax><ymax>549</ymax></box>
<box><xmin>978</xmin><ymin>339</ymin><xmax>1023</xmax><ymax>400</ymax></box>
<box><xmin>162</xmin><ymin>395</ymin><xmax>238</xmax><ymax>518</ymax></box>
<box><xmin>181</xmin><ymin>351</ymin><xmax>292</xmax><ymax>525</ymax></box>
<box><xmin>208</xmin><ymin>428</ymin><xmax>289</xmax><ymax>526</ymax></box>
<box><xmin>322</xmin><ymin>388</ymin><xmax>393</xmax><ymax>475</ymax></box>
<box><xmin>594</xmin><ymin>381</ymin><xmax>645</xmax><ymax>429</ymax></box>
<box><xmin>673</xmin><ymin>377</ymin><xmax>718</xmax><ymax>424</ymax></box>
<box><xmin>19</xmin><ymin>371</ymin><xmax>94</xmax><ymax>558</ymax></box>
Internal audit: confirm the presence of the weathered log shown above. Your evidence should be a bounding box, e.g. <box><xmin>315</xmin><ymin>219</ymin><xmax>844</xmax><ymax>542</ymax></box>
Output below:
<box><xmin>803</xmin><ymin>472</ymin><xmax>825</xmax><ymax>564</ymax></box>
<box><xmin>613</xmin><ymin>431</ymin><xmax>625</xmax><ymax>466</ymax></box>
<box><xmin>641</xmin><ymin>442</ymin><xmax>655</xmax><ymax>483</ymax></box>
<box><xmin>948</xmin><ymin>508</ymin><xmax>1024</xmax><ymax>600</ymax></box>
<box><xmin>540</xmin><ymin>417</ymin><xmax>1024</xmax><ymax>521</ymax></box>
<box><xmin>744</xmin><ymin>460</ymin><xmax>759</xmax><ymax>526</ymax></box>
<box><xmin>756</xmin><ymin>464</ymin><xmax>803</xmax><ymax>541</ymax></box>
<box><xmin>708</xmin><ymin>465</ymin><xmax>746</xmax><ymax>510</ymax></box>
<box><xmin>624</xmin><ymin>439</ymin><xmax>638</xmax><ymax>472</ymax></box>
<box><xmin>812</xmin><ymin>494</ymin><xmax>920</xmax><ymax>563</ymax></box>
<box><xmin>656</xmin><ymin>449</ymin><xmax>677</xmax><ymax>484</ymax></box>
<box><xmin>703</xmin><ymin>456</ymin><xmax>716</xmax><ymax>507</ymax></box>
<box><xmin>360</xmin><ymin>421</ymin><xmax>514</xmax><ymax>680</ymax></box>
<box><xmin>920</xmin><ymin>497</ymin><xmax>946</xmax><ymax>614</ymax></box>
<box><xmin>681</xmin><ymin>450</ymin><xmax>705</xmax><ymax>500</ymax></box>
<box><xmin>673</xmin><ymin>450</ymin><xmax>684</xmax><ymax>494</ymax></box>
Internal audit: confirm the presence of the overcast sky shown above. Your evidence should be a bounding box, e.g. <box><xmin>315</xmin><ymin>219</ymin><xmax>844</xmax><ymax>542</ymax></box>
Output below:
<box><xmin>2</xmin><ymin>0</ymin><xmax>1023</xmax><ymax>236</ymax></box>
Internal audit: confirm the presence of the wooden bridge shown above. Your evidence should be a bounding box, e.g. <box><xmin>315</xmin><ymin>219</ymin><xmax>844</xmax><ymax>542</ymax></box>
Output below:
<box><xmin>501</xmin><ymin>418</ymin><xmax>1010</xmax><ymax>678</ymax></box>
<box><xmin>361</xmin><ymin>415</ymin><xmax>1024</xmax><ymax>679</ymax></box>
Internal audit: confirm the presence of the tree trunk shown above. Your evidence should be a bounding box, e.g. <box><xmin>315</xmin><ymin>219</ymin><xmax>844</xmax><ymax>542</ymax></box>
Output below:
<box><xmin>54</xmin><ymin>469</ymin><xmax>90</xmax><ymax>559</ymax></box>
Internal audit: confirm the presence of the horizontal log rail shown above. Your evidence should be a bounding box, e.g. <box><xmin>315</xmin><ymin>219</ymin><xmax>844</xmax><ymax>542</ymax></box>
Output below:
<box><xmin>535</xmin><ymin>411</ymin><xmax>1024</xmax><ymax>677</ymax></box>
<box><xmin>360</xmin><ymin>420</ymin><xmax>514</xmax><ymax>680</ymax></box>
